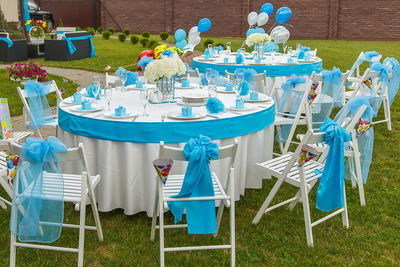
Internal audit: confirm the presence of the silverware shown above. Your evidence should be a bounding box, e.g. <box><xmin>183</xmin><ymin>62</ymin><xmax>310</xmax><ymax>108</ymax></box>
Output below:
<box><xmin>207</xmin><ymin>114</ymin><xmax>219</xmax><ymax>119</ymax></box>
<box><xmin>132</xmin><ymin>115</ymin><xmax>139</xmax><ymax>122</ymax></box>
<box><xmin>228</xmin><ymin>110</ymin><xmax>242</xmax><ymax>115</ymax></box>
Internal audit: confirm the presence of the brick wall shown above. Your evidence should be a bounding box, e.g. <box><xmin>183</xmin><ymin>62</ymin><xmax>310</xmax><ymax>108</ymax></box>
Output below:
<box><xmin>40</xmin><ymin>0</ymin><xmax>400</xmax><ymax>40</ymax></box>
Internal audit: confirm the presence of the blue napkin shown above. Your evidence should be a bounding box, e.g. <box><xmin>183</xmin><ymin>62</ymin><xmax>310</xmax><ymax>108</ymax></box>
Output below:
<box><xmin>115</xmin><ymin>106</ymin><xmax>127</xmax><ymax>116</ymax></box>
<box><xmin>235</xmin><ymin>53</ymin><xmax>244</xmax><ymax>64</ymax></box>
<box><xmin>206</xmin><ymin>97</ymin><xmax>224</xmax><ymax>113</ymax></box>
<box><xmin>301</xmin><ymin>45</ymin><xmax>311</xmax><ymax>52</ymax></box>
<box><xmin>204</xmin><ymin>49</ymin><xmax>210</xmax><ymax>59</ymax></box>
<box><xmin>168</xmin><ymin>135</ymin><xmax>219</xmax><ymax>234</ymax></box>
<box><xmin>239</xmin><ymin>81</ymin><xmax>250</xmax><ymax>96</ymax></box>
<box><xmin>115</xmin><ymin>67</ymin><xmax>139</xmax><ymax>86</ymax></box>
<box><xmin>87</xmin><ymin>84</ymin><xmax>102</xmax><ymax>99</ymax></box>
<box><xmin>297</xmin><ymin>50</ymin><xmax>305</xmax><ymax>60</ymax></box>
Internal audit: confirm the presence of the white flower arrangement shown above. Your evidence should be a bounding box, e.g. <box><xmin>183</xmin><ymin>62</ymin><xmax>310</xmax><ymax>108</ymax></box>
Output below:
<box><xmin>144</xmin><ymin>55</ymin><xmax>186</xmax><ymax>82</ymax></box>
<box><xmin>245</xmin><ymin>33</ymin><xmax>271</xmax><ymax>47</ymax></box>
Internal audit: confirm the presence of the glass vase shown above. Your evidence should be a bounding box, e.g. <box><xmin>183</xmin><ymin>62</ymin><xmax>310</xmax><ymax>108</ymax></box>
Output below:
<box><xmin>156</xmin><ymin>76</ymin><xmax>176</xmax><ymax>102</ymax></box>
<box><xmin>253</xmin><ymin>42</ymin><xmax>264</xmax><ymax>62</ymax></box>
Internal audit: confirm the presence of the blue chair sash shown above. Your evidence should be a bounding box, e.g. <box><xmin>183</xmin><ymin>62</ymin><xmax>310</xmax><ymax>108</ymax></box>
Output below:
<box><xmin>316</xmin><ymin>118</ymin><xmax>351</xmax><ymax>212</ymax></box>
<box><xmin>0</xmin><ymin>36</ymin><xmax>13</xmax><ymax>48</ymax></box>
<box><xmin>168</xmin><ymin>135</ymin><xmax>219</xmax><ymax>234</ymax></box>
<box><xmin>275</xmin><ymin>75</ymin><xmax>306</xmax><ymax>143</ymax></box>
<box><xmin>311</xmin><ymin>67</ymin><xmax>343</xmax><ymax>130</ymax></box>
<box><xmin>383</xmin><ymin>57</ymin><xmax>400</xmax><ymax>106</ymax></box>
<box><xmin>24</xmin><ymin>80</ymin><xmax>54</xmax><ymax>130</ymax></box>
<box><xmin>369</xmin><ymin>62</ymin><xmax>390</xmax><ymax>113</ymax></box>
<box><xmin>349</xmin><ymin>51</ymin><xmax>380</xmax><ymax>77</ymax></box>
<box><xmin>61</xmin><ymin>35</ymin><xmax>96</xmax><ymax>57</ymax></box>
<box><xmin>10</xmin><ymin>137</ymin><xmax>67</xmax><ymax>243</ymax></box>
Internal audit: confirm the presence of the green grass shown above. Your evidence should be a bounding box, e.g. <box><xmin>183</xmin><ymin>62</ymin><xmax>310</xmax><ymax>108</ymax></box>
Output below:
<box><xmin>1</xmin><ymin>39</ymin><xmax>400</xmax><ymax>265</ymax></box>
<box><xmin>0</xmin><ymin>71</ymin><xmax>78</xmax><ymax>116</ymax></box>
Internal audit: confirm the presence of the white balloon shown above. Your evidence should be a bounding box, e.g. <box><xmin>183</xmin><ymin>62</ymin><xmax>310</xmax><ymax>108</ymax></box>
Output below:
<box><xmin>247</xmin><ymin>12</ymin><xmax>258</xmax><ymax>26</ymax></box>
<box><xmin>189</xmin><ymin>26</ymin><xmax>199</xmax><ymax>37</ymax></box>
<box><xmin>271</xmin><ymin>26</ymin><xmax>290</xmax><ymax>44</ymax></box>
<box><xmin>257</xmin><ymin>12</ymin><xmax>269</xmax><ymax>27</ymax></box>
<box><xmin>270</xmin><ymin>26</ymin><xmax>286</xmax><ymax>36</ymax></box>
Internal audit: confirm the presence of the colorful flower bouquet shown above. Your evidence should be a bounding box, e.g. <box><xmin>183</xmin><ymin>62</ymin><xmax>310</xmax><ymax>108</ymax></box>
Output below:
<box><xmin>26</xmin><ymin>20</ymin><xmax>48</xmax><ymax>44</ymax></box>
<box><xmin>7</xmin><ymin>59</ymin><xmax>48</xmax><ymax>82</ymax></box>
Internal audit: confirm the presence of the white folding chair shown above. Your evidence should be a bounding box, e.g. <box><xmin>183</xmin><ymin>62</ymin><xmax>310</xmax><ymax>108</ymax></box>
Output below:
<box><xmin>0</xmin><ymin>150</ymin><xmax>14</xmax><ymax>208</ymax></box>
<box><xmin>150</xmin><ymin>140</ymin><xmax>238</xmax><ymax>267</ymax></box>
<box><xmin>225</xmin><ymin>70</ymin><xmax>235</xmax><ymax>82</ymax></box>
<box><xmin>349</xmin><ymin>51</ymin><xmax>382</xmax><ymax>78</ymax></box>
<box><xmin>252</xmin><ymin>129</ymin><xmax>349</xmax><ymax>247</ymax></box>
<box><xmin>252</xmin><ymin>71</ymin><xmax>268</xmax><ymax>94</ymax></box>
<box><xmin>186</xmin><ymin>68</ymin><xmax>200</xmax><ymax>78</ymax></box>
<box><xmin>105</xmin><ymin>72</ymin><xmax>119</xmax><ymax>88</ymax></box>
<box><xmin>9</xmin><ymin>142</ymin><xmax>103</xmax><ymax>267</ymax></box>
<box><xmin>17</xmin><ymin>80</ymin><xmax>62</xmax><ymax>139</ymax></box>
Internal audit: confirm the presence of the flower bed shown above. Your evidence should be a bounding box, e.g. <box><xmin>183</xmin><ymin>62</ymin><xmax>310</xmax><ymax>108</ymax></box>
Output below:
<box><xmin>6</xmin><ymin>59</ymin><xmax>48</xmax><ymax>82</ymax></box>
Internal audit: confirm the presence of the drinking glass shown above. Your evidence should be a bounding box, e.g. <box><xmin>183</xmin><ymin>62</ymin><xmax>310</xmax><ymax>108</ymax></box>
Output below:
<box><xmin>205</xmin><ymin>68</ymin><xmax>213</xmax><ymax>96</ymax></box>
<box><xmin>140</xmin><ymin>89</ymin><xmax>149</xmax><ymax>117</ymax></box>
<box><xmin>288</xmin><ymin>47</ymin><xmax>293</xmax><ymax>57</ymax></box>
<box><xmin>233</xmin><ymin>78</ymin><xmax>241</xmax><ymax>99</ymax></box>
<box><xmin>119</xmin><ymin>70</ymin><xmax>127</xmax><ymax>91</ymax></box>
<box><xmin>283</xmin><ymin>42</ymin><xmax>288</xmax><ymax>55</ymax></box>
<box><xmin>76</xmin><ymin>86</ymin><xmax>83</xmax><ymax>94</ymax></box>
<box><xmin>105</xmin><ymin>87</ymin><xmax>112</xmax><ymax>111</ymax></box>
<box><xmin>226</xmin><ymin>42</ymin><xmax>231</xmax><ymax>54</ymax></box>
<box><xmin>296</xmin><ymin>43</ymin><xmax>301</xmax><ymax>53</ymax></box>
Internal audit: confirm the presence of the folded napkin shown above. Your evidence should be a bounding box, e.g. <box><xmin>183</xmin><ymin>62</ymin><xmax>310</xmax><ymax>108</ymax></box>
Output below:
<box><xmin>115</xmin><ymin>67</ymin><xmax>139</xmax><ymax>86</ymax></box>
<box><xmin>81</xmin><ymin>99</ymin><xmax>92</xmax><ymax>110</ymax></box>
<box><xmin>115</xmin><ymin>106</ymin><xmax>127</xmax><ymax>116</ymax></box>
<box><xmin>239</xmin><ymin>81</ymin><xmax>250</xmax><ymax>96</ymax></box>
<box><xmin>204</xmin><ymin>49</ymin><xmax>210</xmax><ymax>59</ymax></box>
<box><xmin>235</xmin><ymin>52</ymin><xmax>244</xmax><ymax>64</ymax></box>
<box><xmin>297</xmin><ymin>50</ymin><xmax>305</xmax><ymax>60</ymax></box>
<box><xmin>87</xmin><ymin>84</ymin><xmax>102</xmax><ymax>98</ymax></box>
<box><xmin>264</xmin><ymin>42</ymin><xmax>279</xmax><ymax>53</ymax></box>
<box><xmin>181</xmin><ymin>105</ymin><xmax>193</xmax><ymax>117</ymax></box>
<box><xmin>301</xmin><ymin>45</ymin><xmax>311</xmax><ymax>52</ymax></box>
<box><xmin>206</xmin><ymin>97</ymin><xmax>224</xmax><ymax>113</ymax></box>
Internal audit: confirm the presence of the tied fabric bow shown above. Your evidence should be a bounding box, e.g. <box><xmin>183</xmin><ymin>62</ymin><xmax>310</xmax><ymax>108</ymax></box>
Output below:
<box><xmin>316</xmin><ymin>119</ymin><xmax>351</xmax><ymax>212</ymax></box>
<box><xmin>137</xmin><ymin>56</ymin><xmax>153</xmax><ymax>71</ymax></box>
<box><xmin>115</xmin><ymin>67</ymin><xmax>139</xmax><ymax>86</ymax></box>
<box><xmin>234</xmin><ymin>68</ymin><xmax>257</xmax><ymax>83</ymax></box>
<box><xmin>383</xmin><ymin>57</ymin><xmax>400</xmax><ymax>106</ymax></box>
<box><xmin>0</xmin><ymin>36</ymin><xmax>13</xmax><ymax>47</ymax></box>
<box><xmin>24</xmin><ymin>80</ymin><xmax>54</xmax><ymax>130</ymax></box>
<box><xmin>10</xmin><ymin>137</ymin><xmax>67</xmax><ymax>243</ymax></box>
<box><xmin>235</xmin><ymin>52</ymin><xmax>244</xmax><ymax>64</ymax></box>
<box><xmin>162</xmin><ymin>49</ymin><xmax>173</xmax><ymax>57</ymax></box>
<box><xmin>349</xmin><ymin>51</ymin><xmax>380</xmax><ymax>77</ymax></box>
<box><xmin>371</xmin><ymin>62</ymin><xmax>390</xmax><ymax>85</ymax></box>
<box><xmin>264</xmin><ymin>42</ymin><xmax>279</xmax><ymax>53</ymax></box>
<box><xmin>168</xmin><ymin>135</ymin><xmax>219</xmax><ymax>234</ymax></box>
<box><xmin>61</xmin><ymin>35</ymin><xmax>96</xmax><ymax>57</ymax></box>
<box><xmin>300</xmin><ymin>45</ymin><xmax>311</xmax><ymax>52</ymax></box>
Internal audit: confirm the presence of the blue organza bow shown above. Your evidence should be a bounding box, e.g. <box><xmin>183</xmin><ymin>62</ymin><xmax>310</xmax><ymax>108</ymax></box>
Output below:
<box><xmin>204</xmin><ymin>49</ymin><xmax>210</xmax><ymax>58</ymax></box>
<box><xmin>24</xmin><ymin>80</ymin><xmax>54</xmax><ymax>130</ymax></box>
<box><xmin>10</xmin><ymin>137</ymin><xmax>67</xmax><ymax>243</ymax></box>
<box><xmin>162</xmin><ymin>49</ymin><xmax>173</xmax><ymax>57</ymax></box>
<box><xmin>311</xmin><ymin>67</ymin><xmax>343</xmax><ymax>130</ymax></box>
<box><xmin>137</xmin><ymin>56</ymin><xmax>153</xmax><ymax>71</ymax></box>
<box><xmin>316</xmin><ymin>118</ymin><xmax>351</xmax><ymax>212</ymax></box>
<box><xmin>301</xmin><ymin>46</ymin><xmax>311</xmax><ymax>52</ymax></box>
<box><xmin>235</xmin><ymin>52</ymin><xmax>244</xmax><ymax>64</ymax></box>
<box><xmin>383</xmin><ymin>57</ymin><xmax>400</xmax><ymax>106</ymax></box>
<box><xmin>239</xmin><ymin>81</ymin><xmax>250</xmax><ymax>96</ymax></box>
<box><xmin>115</xmin><ymin>67</ymin><xmax>139</xmax><ymax>86</ymax></box>
<box><xmin>168</xmin><ymin>135</ymin><xmax>219</xmax><ymax>234</ymax></box>
<box><xmin>0</xmin><ymin>36</ymin><xmax>13</xmax><ymax>47</ymax></box>
<box><xmin>234</xmin><ymin>68</ymin><xmax>256</xmax><ymax>83</ymax></box>
<box><xmin>62</xmin><ymin>35</ymin><xmax>96</xmax><ymax>57</ymax></box>
<box><xmin>370</xmin><ymin>62</ymin><xmax>390</xmax><ymax>112</ymax></box>
<box><xmin>206</xmin><ymin>97</ymin><xmax>224</xmax><ymax>113</ymax></box>
<box><xmin>275</xmin><ymin>75</ymin><xmax>306</xmax><ymax>143</ymax></box>
<box><xmin>264</xmin><ymin>42</ymin><xmax>279</xmax><ymax>53</ymax></box>
<box><xmin>335</xmin><ymin>96</ymin><xmax>375</xmax><ymax>184</ymax></box>
<box><xmin>349</xmin><ymin>51</ymin><xmax>380</xmax><ymax>77</ymax></box>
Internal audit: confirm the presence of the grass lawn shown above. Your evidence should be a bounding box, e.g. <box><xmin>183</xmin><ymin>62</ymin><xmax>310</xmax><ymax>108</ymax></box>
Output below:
<box><xmin>0</xmin><ymin>38</ymin><xmax>400</xmax><ymax>265</ymax></box>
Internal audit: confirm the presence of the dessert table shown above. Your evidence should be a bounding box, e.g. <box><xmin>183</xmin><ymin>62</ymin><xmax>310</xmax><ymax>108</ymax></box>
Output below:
<box><xmin>192</xmin><ymin>53</ymin><xmax>323</xmax><ymax>77</ymax></box>
<box><xmin>58</xmin><ymin>87</ymin><xmax>275</xmax><ymax>216</ymax></box>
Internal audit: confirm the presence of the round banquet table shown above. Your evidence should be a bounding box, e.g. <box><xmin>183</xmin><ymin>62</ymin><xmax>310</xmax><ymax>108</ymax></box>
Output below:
<box><xmin>58</xmin><ymin>88</ymin><xmax>275</xmax><ymax>216</ymax></box>
<box><xmin>192</xmin><ymin>53</ymin><xmax>323</xmax><ymax>77</ymax></box>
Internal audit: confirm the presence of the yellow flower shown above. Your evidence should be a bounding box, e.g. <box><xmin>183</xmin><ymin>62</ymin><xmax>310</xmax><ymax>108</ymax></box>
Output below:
<box><xmin>25</xmin><ymin>20</ymin><xmax>32</xmax><ymax>25</ymax></box>
<box><xmin>43</xmin><ymin>21</ymin><xmax>47</xmax><ymax>28</ymax></box>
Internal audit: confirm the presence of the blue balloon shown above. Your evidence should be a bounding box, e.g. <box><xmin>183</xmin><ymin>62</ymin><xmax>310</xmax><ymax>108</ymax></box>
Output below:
<box><xmin>174</xmin><ymin>29</ymin><xmax>186</xmax><ymax>42</ymax></box>
<box><xmin>275</xmin><ymin>7</ymin><xmax>292</xmax><ymax>24</ymax></box>
<box><xmin>198</xmin><ymin>18</ymin><xmax>212</xmax><ymax>33</ymax></box>
<box><xmin>176</xmin><ymin>39</ymin><xmax>188</xmax><ymax>50</ymax></box>
<box><xmin>261</xmin><ymin>3</ymin><xmax>274</xmax><ymax>15</ymax></box>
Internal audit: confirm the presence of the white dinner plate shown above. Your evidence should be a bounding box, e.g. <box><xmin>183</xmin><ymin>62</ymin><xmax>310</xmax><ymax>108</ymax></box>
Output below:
<box><xmin>167</xmin><ymin>111</ymin><xmax>207</xmax><ymax>120</ymax></box>
<box><xmin>216</xmin><ymin>87</ymin><xmax>235</xmax><ymax>94</ymax></box>
<box><xmin>196</xmin><ymin>58</ymin><xmax>215</xmax><ymax>62</ymax></box>
<box><xmin>227</xmin><ymin>105</ymin><xmax>256</xmax><ymax>112</ymax></box>
<box><xmin>71</xmin><ymin>105</ymin><xmax>103</xmax><ymax>113</ymax></box>
<box><xmin>175</xmin><ymin>83</ymin><xmax>197</xmax><ymax>89</ymax></box>
<box><xmin>63</xmin><ymin>97</ymin><xmax>82</xmax><ymax>105</ymax></box>
<box><xmin>245</xmin><ymin>95</ymin><xmax>273</xmax><ymax>103</ymax></box>
<box><xmin>176</xmin><ymin>99</ymin><xmax>206</xmax><ymax>107</ymax></box>
<box><xmin>126</xmin><ymin>84</ymin><xmax>156</xmax><ymax>90</ymax></box>
<box><xmin>103</xmin><ymin>111</ymin><xmax>137</xmax><ymax>119</ymax></box>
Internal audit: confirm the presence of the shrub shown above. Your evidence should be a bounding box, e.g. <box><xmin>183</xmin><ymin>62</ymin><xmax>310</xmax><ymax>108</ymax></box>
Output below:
<box><xmin>88</xmin><ymin>29</ymin><xmax>96</xmax><ymax>36</ymax></box>
<box><xmin>203</xmin><ymin>39</ymin><xmax>214</xmax><ymax>48</ymax></box>
<box><xmin>85</xmin><ymin>27</ymin><xmax>93</xmax><ymax>32</ymax></box>
<box><xmin>0</xmin><ymin>9</ymin><xmax>8</xmax><ymax>31</ymax></box>
<box><xmin>130</xmin><ymin>35</ymin><xmax>139</xmax><ymax>44</ymax></box>
<box><xmin>76</xmin><ymin>26</ymin><xmax>82</xmax><ymax>31</ymax></box>
<box><xmin>141</xmin><ymin>31</ymin><xmax>150</xmax><ymax>38</ymax></box>
<box><xmin>118</xmin><ymin>33</ymin><xmax>127</xmax><ymax>42</ymax></box>
<box><xmin>122</xmin><ymin>28</ymin><xmax>131</xmax><ymax>36</ymax></box>
<box><xmin>215</xmin><ymin>43</ymin><xmax>226</xmax><ymax>49</ymax></box>
<box><xmin>58</xmin><ymin>18</ymin><xmax>64</xmax><ymax>27</ymax></box>
<box><xmin>140</xmin><ymin>38</ymin><xmax>149</xmax><ymax>47</ymax></box>
<box><xmin>102</xmin><ymin>31</ymin><xmax>111</xmax><ymax>40</ymax></box>
<box><xmin>148</xmin><ymin>39</ymin><xmax>157</xmax><ymax>48</ymax></box>
<box><xmin>9</xmin><ymin>32</ymin><xmax>23</xmax><ymax>40</ymax></box>
<box><xmin>160</xmin><ymin>32</ymin><xmax>169</xmax><ymax>41</ymax></box>
<box><xmin>108</xmin><ymin>27</ymin><xmax>115</xmax><ymax>34</ymax></box>
<box><xmin>97</xmin><ymin>26</ymin><xmax>104</xmax><ymax>33</ymax></box>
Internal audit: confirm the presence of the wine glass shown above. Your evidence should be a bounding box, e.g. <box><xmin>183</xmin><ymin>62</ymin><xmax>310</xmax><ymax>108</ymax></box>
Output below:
<box><xmin>205</xmin><ymin>68</ymin><xmax>213</xmax><ymax>93</ymax></box>
<box><xmin>283</xmin><ymin>42</ymin><xmax>288</xmax><ymax>55</ymax></box>
<box><xmin>287</xmin><ymin>47</ymin><xmax>293</xmax><ymax>57</ymax></box>
<box><xmin>233</xmin><ymin>78</ymin><xmax>242</xmax><ymax>99</ymax></box>
<box><xmin>119</xmin><ymin>70</ymin><xmax>127</xmax><ymax>91</ymax></box>
<box><xmin>226</xmin><ymin>42</ymin><xmax>231</xmax><ymax>54</ymax></box>
<box><xmin>92</xmin><ymin>81</ymin><xmax>101</xmax><ymax>104</ymax></box>
<box><xmin>140</xmin><ymin>89</ymin><xmax>149</xmax><ymax>117</ymax></box>
<box><xmin>104</xmin><ymin>87</ymin><xmax>112</xmax><ymax>111</ymax></box>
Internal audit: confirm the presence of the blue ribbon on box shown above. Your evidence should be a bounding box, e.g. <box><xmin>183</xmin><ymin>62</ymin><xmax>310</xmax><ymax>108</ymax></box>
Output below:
<box><xmin>62</xmin><ymin>35</ymin><xmax>96</xmax><ymax>57</ymax></box>
<box><xmin>0</xmin><ymin>36</ymin><xmax>13</xmax><ymax>48</ymax></box>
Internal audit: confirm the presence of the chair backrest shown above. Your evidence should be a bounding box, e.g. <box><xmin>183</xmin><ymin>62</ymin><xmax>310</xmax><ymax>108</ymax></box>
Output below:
<box><xmin>0</xmin><ymin>32</ymin><xmax>9</xmax><ymax>38</ymax></box>
<box><xmin>105</xmin><ymin>73</ymin><xmax>119</xmax><ymax>87</ymax></box>
<box><xmin>225</xmin><ymin>70</ymin><xmax>235</xmax><ymax>82</ymax></box>
<box><xmin>17</xmin><ymin>80</ymin><xmax>62</xmax><ymax>138</ymax></box>
<box><xmin>352</xmin><ymin>51</ymin><xmax>382</xmax><ymax>77</ymax></box>
<box><xmin>187</xmin><ymin>68</ymin><xmax>200</xmax><ymax>78</ymax></box>
<box><xmin>310</xmin><ymin>48</ymin><xmax>318</xmax><ymax>57</ymax></box>
<box><xmin>253</xmin><ymin>71</ymin><xmax>268</xmax><ymax>94</ymax></box>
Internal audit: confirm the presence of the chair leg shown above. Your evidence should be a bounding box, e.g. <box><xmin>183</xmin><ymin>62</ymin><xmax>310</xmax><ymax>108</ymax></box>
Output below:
<box><xmin>150</xmin><ymin>185</ymin><xmax>159</xmax><ymax>242</ymax></box>
<box><xmin>252</xmin><ymin>178</ymin><xmax>284</xmax><ymax>224</ymax></box>
<box><xmin>10</xmin><ymin>233</ymin><xmax>16</xmax><ymax>267</ymax></box>
<box><xmin>213</xmin><ymin>200</ymin><xmax>225</xmax><ymax>238</ymax></box>
<box><xmin>159</xmin><ymin>194</ymin><xmax>165</xmax><ymax>267</ymax></box>
<box><xmin>300</xmin><ymin>180</ymin><xmax>313</xmax><ymax>247</ymax></box>
<box><xmin>230</xmin><ymin>168</ymin><xmax>236</xmax><ymax>267</ymax></box>
<box><xmin>87</xmin><ymin>185</ymin><xmax>104</xmax><ymax>241</ymax></box>
<box><xmin>385</xmin><ymin>99</ymin><xmax>392</xmax><ymax>131</ymax></box>
<box><xmin>77</xmin><ymin>197</ymin><xmax>87</xmax><ymax>267</ymax></box>
<box><xmin>288</xmin><ymin>180</ymin><xmax>317</xmax><ymax>211</ymax></box>
<box><xmin>342</xmin><ymin>183</ymin><xmax>349</xmax><ymax>228</ymax></box>
<box><xmin>353</xmin><ymin>155</ymin><xmax>366</xmax><ymax>206</ymax></box>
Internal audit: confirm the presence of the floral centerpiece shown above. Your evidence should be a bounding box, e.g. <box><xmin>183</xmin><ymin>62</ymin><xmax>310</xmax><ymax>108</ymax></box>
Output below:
<box><xmin>245</xmin><ymin>33</ymin><xmax>271</xmax><ymax>61</ymax></box>
<box><xmin>26</xmin><ymin>20</ymin><xmax>48</xmax><ymax>44</ymax></box>
<box><xmin>144</xmin><ymin>55</ymin><xmax>186</xmax><ymax>102</ymax></box>
<box><xmin>7</xmin><ymin>59</ymin><xmax>48</xmax><ymax>82</ymax></box>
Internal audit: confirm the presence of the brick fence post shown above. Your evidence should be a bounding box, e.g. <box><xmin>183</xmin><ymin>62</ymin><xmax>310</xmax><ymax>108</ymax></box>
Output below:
<box><xmin>165</xmin><ymin>0</ymin><xmax>173</xmax><ymax>33</ymax></box>
<box><xmin>328</xmin><ymin>0</ymin><xmax>339</xmax><ymax>39</ymax></box>
<box><xmin>242</xmin><ymin>0</ymin><xmax>251</xmax><ymax>36</ymax></box>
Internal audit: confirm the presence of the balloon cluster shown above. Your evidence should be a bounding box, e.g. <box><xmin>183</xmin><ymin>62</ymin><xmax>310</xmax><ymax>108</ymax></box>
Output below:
<box><xmin>246</xmin><ymin>3</ymin><xmax>292</xmax><ymax>44</ymax></box>
<box><xmin>174</xmin><ymin>18</ymin><xmax>212</xmax><ymax>51</ymax></box>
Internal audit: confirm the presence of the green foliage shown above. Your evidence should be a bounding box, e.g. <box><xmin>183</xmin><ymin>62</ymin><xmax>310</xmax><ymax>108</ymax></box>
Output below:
<box><xmin>97</xmin><ymin>26</ymin><xmax>104</xmax><ymax>33</ymax></box>
<box><xmin>141</xmin><ymin>31</ymin><xmax>150</xmax><ymax>38</ymax></box>
<box><xmin>88</xmin><ymin>29</ymin><xmax>95</xmax><ymax>36</ymax></box>
<box><xmin>140</xmin><ymin>38</ymin><xmax>149</xmax><ymax>47</ymax></box>
<box><xmin>85</xmin><ymin>27</ymin><xmax>93</xmax><ymax>32</ymax></box>
<box><xmin>102</xmin><ymin>31</ymin><xmax>111</xmax><ymax>40</ymax></box>
<box><xmin>107</xmin><ymin>27</ymin><xmax>115</xmax><ymax>34</ymax></box>
<box><xmin>122</xmin><ymin>28</ymin><xmax>131</xmax><ymax>36</ymax></box>
<box><xmin>215</xmin><ymin>42</ymin><xmax>226</xmax><ymax>49</ymax></box>
<box><xmin>9</xmin><ymin>32</ymin><xmax>23</xmax><ymax>40</ymax></box>
<box><xmin>58</xmin><ymin>18</ymin><xmax>64</xmax><ymax>27</ymax></box>
<box><xmin>76</xmin><ymin>26</ymin><xmax>82</xmax><ymax>31</ymax></box>
<box><xmin>160</xmin><ymin>32</ymin><xmax>169</xmax><ymax>41</ymax></box>
<box><xmin>130</xmin><ymin>35</ymin><xmax>139</xmax><ymax>45</ymax></box>
<box><xmin>118</xmin><ymin>33</ymin><xmax>127</xmax><ymax>42</ymax></box>
<box><xmin>0</xmin><ymin>8</ymin><xmax>8</xmax><ymax>31</ymax></box>
<box><xmin>203</xmin><ymin>39</ymin><xmax>214</xmax><ymax>48</ymax></box>
<box><xmin>148</xmin><ymin>39</ymin><xmax>158</xmax><ymax>48</ymax></box>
